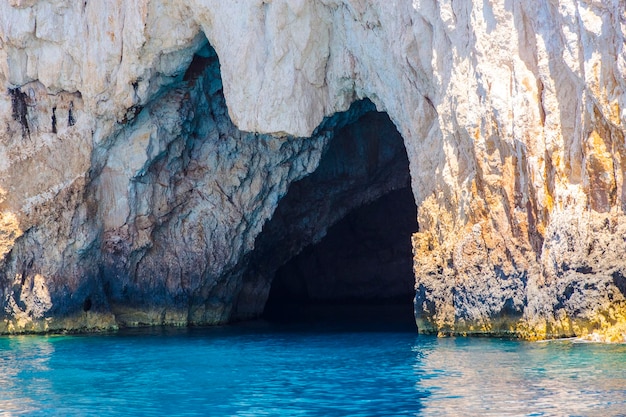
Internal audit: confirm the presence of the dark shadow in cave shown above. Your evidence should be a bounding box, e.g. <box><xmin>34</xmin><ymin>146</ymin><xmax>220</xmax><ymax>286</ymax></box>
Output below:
<box><xmin>264</xmin><ymin>186</ymin><xmax>418</xmax><ymax>330</ymax></box>
<box><xmin>234</xmin><ymin>102</ymin><xmax>418</xmax><ymax>331</ymax></box>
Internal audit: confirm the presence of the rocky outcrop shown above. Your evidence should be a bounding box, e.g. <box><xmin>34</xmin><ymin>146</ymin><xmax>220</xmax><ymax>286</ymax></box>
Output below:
<box><xmin>1</xmin><ymin>1</ymin><xmax>625</xmax><ymax>341</ymax></box>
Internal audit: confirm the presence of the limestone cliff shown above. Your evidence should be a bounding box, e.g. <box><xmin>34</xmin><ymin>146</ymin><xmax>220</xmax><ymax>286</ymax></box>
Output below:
<box><xmin>0</xmin><ymin>0</ymin><xmax>625</xmax><ymax>341</ymax></box>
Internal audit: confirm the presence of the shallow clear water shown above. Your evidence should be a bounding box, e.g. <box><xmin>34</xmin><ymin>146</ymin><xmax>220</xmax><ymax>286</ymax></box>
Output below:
<box><xmin>1</xmin><ymin>322</ymin><xmax>626</xmax><ymax>416</ymax></box>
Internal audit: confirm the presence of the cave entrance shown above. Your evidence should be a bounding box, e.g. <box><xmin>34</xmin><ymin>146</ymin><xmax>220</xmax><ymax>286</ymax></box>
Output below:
<box><xmin>263</xmin><ymin>186</ymin><xmax>417</xmax><ymax>329</ymax></box>
<box><xmin>234</xmin><ymin>100</ymin><xmax>418</xmax><ymax>330</ymax></box>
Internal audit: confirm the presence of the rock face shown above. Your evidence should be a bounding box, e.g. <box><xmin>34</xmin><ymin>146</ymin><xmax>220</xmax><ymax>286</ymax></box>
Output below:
<box><xmin>1</xmin><ymin>1</ymin><xmax>625</xmax><ymax>340</ymax></box>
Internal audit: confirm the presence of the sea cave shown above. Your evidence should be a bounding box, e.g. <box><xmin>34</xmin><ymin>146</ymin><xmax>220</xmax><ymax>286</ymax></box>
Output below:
<box><xmin>236</xmin><ymin>105</ymin><xmax>418</xmax><ymax>329</ymax></box>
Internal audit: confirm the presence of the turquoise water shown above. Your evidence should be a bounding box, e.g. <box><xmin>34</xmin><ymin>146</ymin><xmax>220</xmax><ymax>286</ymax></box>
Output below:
<box><xmin>1</xmin><ymin>322</ymin><xmax>626</xmax><ymax>416</ymax></box>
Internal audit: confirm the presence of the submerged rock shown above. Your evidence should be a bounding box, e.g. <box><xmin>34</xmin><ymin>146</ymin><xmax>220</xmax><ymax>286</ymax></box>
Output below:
<box><xmin>0</xmin><ymin>1</ymin><xmax>625</xmax><ymax>341</ymax></box>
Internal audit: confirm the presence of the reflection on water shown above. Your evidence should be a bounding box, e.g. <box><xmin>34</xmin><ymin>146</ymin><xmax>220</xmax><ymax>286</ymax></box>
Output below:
<box><xmin>416</xmin><ymin>337</ymin><xmax>626</xmax><ymax>416</ymax></box>
<box><xmin>0</xmin><ymin>325</ymin><xmax>625</xmax><ymax>416</ymax></box>
<box><xmin>0</xmin><ymin>336</ymin><xmax>55</xmax><ymax>415</ymax></box>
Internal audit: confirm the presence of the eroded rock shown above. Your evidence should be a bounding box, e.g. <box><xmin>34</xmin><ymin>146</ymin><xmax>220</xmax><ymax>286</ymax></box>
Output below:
<box><xmin>0</xmin><ymin>1</ymin><xmax>625</xmax><ymax>340</ymax></box>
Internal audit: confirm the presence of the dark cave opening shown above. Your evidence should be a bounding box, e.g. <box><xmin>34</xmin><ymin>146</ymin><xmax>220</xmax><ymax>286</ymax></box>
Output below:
<box><xmin>263</xmin><ymin>186</ymin><xmax>417</xmax><ymax>329</ymax></box>
<box><xmin>234</xmin><ymin>102</ymin><xmax>418</xmax><ymax>330</ymax></box>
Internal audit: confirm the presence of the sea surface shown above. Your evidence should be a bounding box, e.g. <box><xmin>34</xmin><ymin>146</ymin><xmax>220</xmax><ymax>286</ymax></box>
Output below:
<box><xmin>1</xmin><ymin>319</ymin><xmax>626</xmax><ymax>416</ymax></box>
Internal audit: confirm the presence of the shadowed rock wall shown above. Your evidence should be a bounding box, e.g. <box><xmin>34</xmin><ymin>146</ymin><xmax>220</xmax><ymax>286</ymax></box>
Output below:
<box><xmin>0</xmin><ymin>42</ymin><xmax>333</xmax><ymax>331</ymax></box>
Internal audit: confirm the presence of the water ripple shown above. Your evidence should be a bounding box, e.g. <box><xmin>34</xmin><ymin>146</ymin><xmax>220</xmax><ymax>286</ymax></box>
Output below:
<box><xmin>1</xmin><ymin>326</ymin><xmax>625</xmax><ymax>416</ymax></box>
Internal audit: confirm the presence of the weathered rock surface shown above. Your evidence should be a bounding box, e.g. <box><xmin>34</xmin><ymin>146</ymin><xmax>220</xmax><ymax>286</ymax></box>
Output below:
<box><xmin>0</xmin><ymin>0</ymin><xmax>625</xmax><ymax>341</ymax></box>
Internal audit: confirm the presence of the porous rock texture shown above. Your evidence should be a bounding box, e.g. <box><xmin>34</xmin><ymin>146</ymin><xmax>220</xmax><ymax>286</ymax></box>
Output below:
<box><xmin>1</xmin><ymin>0</ymin><xmax>626</xmax><ymax>341</ymax></box>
